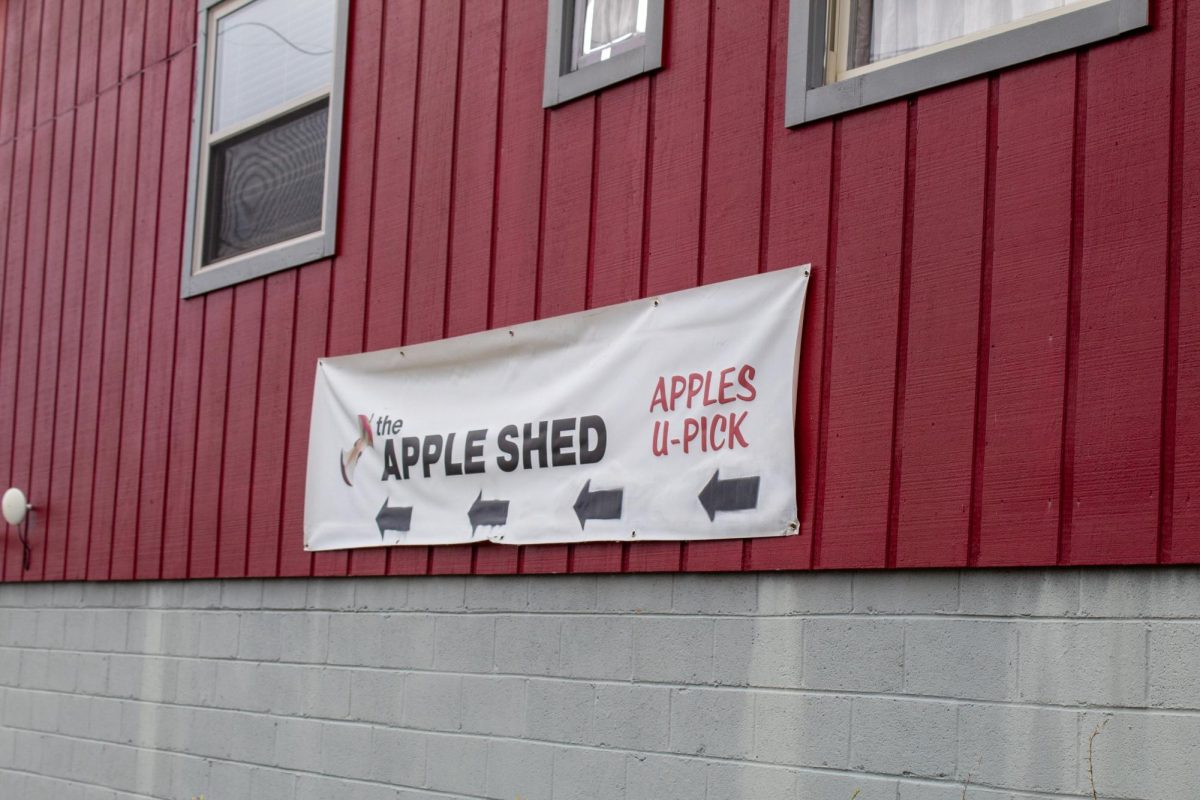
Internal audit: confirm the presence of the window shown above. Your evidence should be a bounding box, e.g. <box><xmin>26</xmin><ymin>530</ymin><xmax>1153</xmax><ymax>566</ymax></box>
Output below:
<box><xmin>543</xmin><ymin>0</ymin><xmax>666</xmax><ymax>107</ymax></box>
<box><xmin>786</xmin><ymin>0</ymin><xmax>1148</xmax><ymax>126</ymax></box>
<box><xmin>182</xmin><ymin>0</ymin><xmax>349</xmax><ymax>297</ymax></box>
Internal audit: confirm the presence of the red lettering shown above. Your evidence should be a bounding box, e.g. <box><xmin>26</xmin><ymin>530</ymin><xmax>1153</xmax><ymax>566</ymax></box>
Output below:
<box><xmin>710</xmin><ymin>413</ymin><xmax>727</xmax><ymax>450</ymax></box>
<box><xmin>652</xmin><ymin>419</ymin><xmax>669</xmax><ymax>456</ymax></box>
<box><xmin>670</xmin><ymin>376</ymin><xmax>687</xmax><ymax>411</ymax></box>
<box><xmin>687</xmin><ymin>372</ymin><xmax>704</xmax><ymax>409</ymax></box>
<box><xmin>736</xmin><ymin>364</ymin><xmax>757</xmax><ymax>402</ymax></box>
<box><xmin>682</xmin><ymin>418</ymin><xmax>700</xmax><ymax>453</ymax></box>
<box><xmin>702</xmin><ymin>370</ymin><xmax>718</xmax><ymax>406</ymax></box>
<box><xmin>649</xmin><ymin>377</ymin><xmax>669</xmax><ymax>413</ymax></box>
<box><xmin>718</xmin><ymin>367</ymin><xmax>736</xmax><ymax>403</ymax></box>
<box><xmin>728</xmin><ymin>412</ymin><xmax>749</xmax><ymax>448</ymax></box>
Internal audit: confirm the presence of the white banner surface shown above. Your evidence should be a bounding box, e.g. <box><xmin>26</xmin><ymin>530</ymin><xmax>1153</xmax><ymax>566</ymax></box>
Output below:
<box><xmin>304</xmin><ymin>266</ymin><xmax>810</xmax><ymax>550</ymax></box>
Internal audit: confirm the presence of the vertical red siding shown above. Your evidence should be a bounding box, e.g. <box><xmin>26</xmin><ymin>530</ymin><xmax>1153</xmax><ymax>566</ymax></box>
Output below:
<box><xmin>976</xmin><ymin>55</ymin><xmax>1076</xmax><ymax>566</ymax></box>
<box><xmin>0</xmin><ymin>0</ymin><xmax>1195</xmax><ymax>580</ymax></box>
<box><xmin>815</xmin><ymin>103</ymin><xmax>907</xmax><ymax>569</ymax></box>
<box><xmin>1170</xmin><ymin>0</ymin><xmax>1200</xmax><ymax>561</ymax></box>
<box><xmin>1066</xmin><ymin>0</ymin><xmax>1173</xmax><ymax>564</ymax></box>
<box><xmin>893</xmin><ymin>80</ymin><xmax>988</xmax><ymax>568</ymax></box>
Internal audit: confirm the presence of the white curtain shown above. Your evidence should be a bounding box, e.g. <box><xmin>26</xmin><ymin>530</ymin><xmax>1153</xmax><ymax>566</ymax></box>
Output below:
<box><xmin>863</xmin><ymin>0</ymin><xmax>1075</xmax><ymax>65</ymax></box>
<box><xmin>587</xmin><ymin>0</ymin><xmax>644</xmax><ymax>51</ymax></box>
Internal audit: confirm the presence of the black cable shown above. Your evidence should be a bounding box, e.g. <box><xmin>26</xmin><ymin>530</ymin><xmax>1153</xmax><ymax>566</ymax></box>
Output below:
<box><xmin>17</xmin><ymin>519</ymin><xmax>30</xmax><ymax>572</ymax></box>
<box><xmin>219</xmin><ymin>21</ymin><xmax>332</xmax><ymax>57</ymax></box>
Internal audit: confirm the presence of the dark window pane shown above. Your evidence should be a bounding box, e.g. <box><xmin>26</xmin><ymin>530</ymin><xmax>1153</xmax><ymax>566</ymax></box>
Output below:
<box><xmin>203</xmin><ymin>99</ymin><xmax>328</xmax><ymax>265</ymax></box>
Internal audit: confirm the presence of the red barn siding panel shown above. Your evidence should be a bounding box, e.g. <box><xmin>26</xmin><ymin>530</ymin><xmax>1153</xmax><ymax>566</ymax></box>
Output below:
<box><xmin>403</xmin><ymin>0</ymin><xmax>461</xmax><ymax>349</ymax></box>
<box><xmin>320</xmin><ymin>0</ymin><xmax>385</xmax><ymax>578</ymax></box>
<box><xmin>976</xmin><ymin>56</ymin><xmax>1075</xmax><ymax>567</ymax></box>
<box><xmin>87</xmin><ymin>76</ymin><xmax>142</xmax><ymax>580</ymax></box>
<box><xmin>0</xmin><ymin>0</ymin><xmax>24</xmax><ymax>141</ymax></box>
<box><xmin>642</xmin><ymin>0</ymin><xmax>707</xmax><ymax>296</ymax></box>
<box><xmin>55</xmin><ymin>0</ymin><xmax>82</xmax><ymax>117</ymax></box>
<box><xmin>15</xmin><ymin>0</ymin><xmax>41</xmax><ymax>134</ymax></box>
<box><xmin>168</xmin><ymin>0</ymin><xmax>196</xmax><ymax>57</ymax></box>
<box><xmin>246</xmin><ymin>272</ymin><xmax>298</xmax><ymax>577</ymax></box>
<box><xmin>188</xmin><ymin>292</ymin><xmax>233</xmax><ymax>579</ymax></box>
<box><xmin>143</xmin><ymin>0</ymin><xmax>171</xmax><ymax>67</ymax></box>
<box><xmin>699</xmin><ymin>0</ymin><xmax>769</xmax><ymax>286</ymax></box>
<box><xmin>216</xmin><ymin>283</ymin><xmax>265</xmax><ymax>577</ymax></box>
<box><xmin>277</xmin><ymin>263</ymin><xmax>331</xmax><ymax>577</ymax></box>
<box><xmin>1065</xmin><ymin>8</ymin><xmax>1173</xmax><ymax>564</ymax></box>
<box><xmin>75</xmin><ymin>0</ymin><xmax>103</xmax><ymax>105</ymax></box>
<box><xmin>32</xmin><ymin>118</ymin><xmax>75</xmax><ymax>580</ymax></box>
<box><xmin>429</xmin><ymin>546</ymin><xmax>475</xmax><ymax>576</ymax></box>
<box><xmin>0</xmin><ymin>134</ymin><xmax>28</xmax><ymax>579</ymax></box>
<box><xmin>112</xmin><ymin>64</ymin><xmax>167</xmax><ymax>580</ymax></box>
<box><xmin>445</xmin><ymin>0</ymin><xmax>503</xmax><ymax>340</ymax></box>
<box><xmin>815</xmin><ymin>102</ymin><xmax>908</xmax><ymax>570</ymax></box>
<box><xmin>537</xmin><ymin>99</ymin><xmax>593</xmax><ymax>319</ymax></box>
<box><xmin>35</xmin><ymin>116</ymin><xmax>78</xmax><ymax>577</ymax></box>
<box><xmin>64</xmin><ymin>89</ymin><xmax>117</xmax><ymax>580</ymax></box>
<box><xmin>893</xmin><ymin>81</ymin><xmax>988</xmax><ymax>568</ymax></box>
<box><xmin>1168</xmin><ymin>0</ymin><xmax>1200</xmax><ymax>560</ymax></box>
<box><xmin>363</xmin><ymin>0</ymin><xmax>421</xmax><ymax>355</ymax></box>
<box><xmin>142</xmin><ymin>51</ymin><xmax>194</xmax><ymax>580</ymax></box>
<box><xmin>590</xmin><ymin>81</ymin><xmax>649</xmax><ymax>309</ymax></box>
<box><xmin>34</xmin><ymin>0</ymin><xmax>62</xmax><ymax>125</ymax></box>
<box><xmin>489</xmin><ymin>0</ymin><xmax>544</xmax><ymax>331</ymax></box>
<box><xmin>46</xmin><ymin>102</ymin><xmax>95</xmax><ymax>581</ymax></box>
<box><xmin>8</xmin><ymin>122</ymin><xmax>54</xmax><ymax>580</ymax></box>
<box><xmin>160</xmin><ymin>293</ymin><xmax>204</xmax><ymax>580</ymax></box>
<box><xmin>98</xmin><ymin>0</ymin><xmax>124</xmax><ymax>92</ymax></box>
<box><xmin>121</xmin><ymin>0</ymin><xmax>146</xmax><ymax>79</ymax></box>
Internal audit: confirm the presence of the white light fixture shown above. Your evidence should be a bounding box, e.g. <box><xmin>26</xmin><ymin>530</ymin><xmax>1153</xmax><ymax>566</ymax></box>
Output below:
<box><xmin>2</xmin><ymin>487</ymin><xmax>30</xmax><ymax>526</ymax></box>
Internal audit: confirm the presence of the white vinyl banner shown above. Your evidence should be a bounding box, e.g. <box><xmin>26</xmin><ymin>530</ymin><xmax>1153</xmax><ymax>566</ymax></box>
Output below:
<box><xmin>304</xmin><ymin>266</ymin><xmax>810</xmax><ymax>550</ymax></box>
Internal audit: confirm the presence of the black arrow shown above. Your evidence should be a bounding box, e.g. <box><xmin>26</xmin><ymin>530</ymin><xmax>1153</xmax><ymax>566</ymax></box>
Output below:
<box><xmin>376</xmin><ymin>499</ymin><xmax>413</xmax><ymax>539</ymax></box>
<box><xmin>698</xmin><ymin>470</ymin><xmax>760</xmax><ymax>521</ymax></box>
<box><xmin>573</xmin><ymin>480</ymin><xmax>623</xmax><ymax>529</ymax></box>
<box><xmin>468</xmin><ymin>491</ymin><xmax>509</xmax><ymax>533</ymax></box>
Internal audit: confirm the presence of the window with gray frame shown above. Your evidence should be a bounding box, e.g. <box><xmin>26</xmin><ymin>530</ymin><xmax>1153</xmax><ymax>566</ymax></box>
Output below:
<box><xmin>543</xmin><ymin>0</ymin><xmax>666</xmax><ymax>107</ymax></box>
<box><xmin>785</xmin><ymin>0</ymin><xmax>1148</xmax><ymax>127</ymax></box>
<box><xmin>181</xmin><ymin>0</ymin><xmax>349</xmax><ymax>297</ymax></box>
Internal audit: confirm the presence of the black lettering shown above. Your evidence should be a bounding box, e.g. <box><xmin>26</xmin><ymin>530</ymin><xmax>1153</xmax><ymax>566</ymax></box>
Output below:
<box><xmin>464</xmin><ymin>429</ymin><xmax>487</xmax><ymax>474</ymax></box>
<box><xmin>444</xmin><ymin>432</ymin><xmax>463</xmax><ymax>476</ymax></box>
<box><xmin>496</xmin><ymin>425</ymin><xmax>519</xmax><ymax>472</ymax></box>
<box><xmin>421</xmin><ymin>435</ymin><xmax>443</xmax><ymax>478</ymax></box>
<box><xmin>522</xmin><ymin>421</ymin><xmax>548</xmax><ymax>469</ymax></box>
<box><xmin>551</xmin><ymin>418</ymin><xmax>576</xmax><ymax>467</ymax></box>
<box><xmin>381</xmin><ymin>439</ymin><xmax>402</xmax><ymax>480</ymax></box>
<box><xmin>579</xmin><ymin>415</ymin><xmax>607</xmax><ymax>464</ymax></box>
<box><xmin>400</xmin><ymin>437</ymin><xmax>420</xmax><ymax>480</ymax></box>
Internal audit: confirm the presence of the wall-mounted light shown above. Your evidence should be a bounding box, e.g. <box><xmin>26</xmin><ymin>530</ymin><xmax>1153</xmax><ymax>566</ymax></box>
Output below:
<box><xmin>2</xmin><ymin>488</ymin><xmax>32</xmax><ymax>570</ymax></box>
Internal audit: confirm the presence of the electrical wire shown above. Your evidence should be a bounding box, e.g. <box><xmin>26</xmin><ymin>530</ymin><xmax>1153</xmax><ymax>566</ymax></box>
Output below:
<box><xmin>219</xmin><ymin>21</ymin><xmax>332</xmax><ymax>56</ymax></box>
<box><xmin>17</xmin><ymin>519</ymin><xmax>30</xmax><ymax>572</ymax></box>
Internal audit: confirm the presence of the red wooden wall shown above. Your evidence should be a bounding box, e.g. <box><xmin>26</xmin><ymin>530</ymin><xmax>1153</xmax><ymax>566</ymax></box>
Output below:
<box><xmin>0</xmin><ymin>0</ymin><xmax>1193</xmax><ymax>581</ymax></box>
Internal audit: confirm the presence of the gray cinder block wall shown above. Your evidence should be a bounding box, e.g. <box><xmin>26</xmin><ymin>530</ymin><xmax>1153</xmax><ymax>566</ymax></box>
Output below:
<box><xmin>0</xmin><ymin>568</ymin><xmax>1197</xmax><ymax>800</ymax></box>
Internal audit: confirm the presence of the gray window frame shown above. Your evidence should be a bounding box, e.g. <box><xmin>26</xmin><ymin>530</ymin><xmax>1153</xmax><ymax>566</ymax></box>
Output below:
<box><xmin>785</xmin><ymin>0</ymin><xmax>1149</xmax><ymax>127</ymax></box>
<box><xmin>181</xmin><ymin>0</ymin><xmax>350</xmax><ymax>298</ymax></box>
<box><xmin>543</xmin><ymin>0</ymin><xmax>666</xmax><ymax>108</ymax></box>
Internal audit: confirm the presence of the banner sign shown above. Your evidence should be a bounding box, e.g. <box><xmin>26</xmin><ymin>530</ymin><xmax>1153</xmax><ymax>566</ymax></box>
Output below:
<box><xmin>304</xmin><ymin>266</ymin><xmax>810</xmax><ymax>550</ymax></box>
